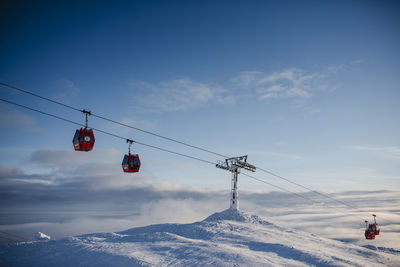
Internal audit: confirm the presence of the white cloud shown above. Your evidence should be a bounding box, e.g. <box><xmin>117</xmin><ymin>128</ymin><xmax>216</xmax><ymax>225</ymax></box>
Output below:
<box><xmin>1</xmin><ymin>188</ymin><xmax>399</xmax><ymax>249</ymax></box>
<box><xmin>1</xmin><ymin>153</ymin><xmax>399</xmax><ymax>246</ymax></box>
<box><xmin>232</xmin><ymin>68</ymin><xmax>334</xmax><ymax>101</ymax></box>
<box><xmin>130</xmin><ymin>65</ymin><xmax>345</xmax><ymax>112</ymax></box>
<box><xmin>131</xmin><ymin>78</ymin><xmax>235</xmax><ymax>112</ymax></box>
<box><xmin>350</xmin><ymin>145</ymin><xmax>400</xmax><ymax>161</ymax></box>
<box><xmin>242</xmin><ymin>190</ymin><xmax>400</xmax><ymax>249</ymax></box>
<box><xmin>138</xmin><ymin>198</ymin><xmax>225</xmax><ymax>225</ymax></box>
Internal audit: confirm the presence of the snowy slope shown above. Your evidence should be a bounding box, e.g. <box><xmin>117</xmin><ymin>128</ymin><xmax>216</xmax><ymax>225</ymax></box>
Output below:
<box><xmin>1</xmin><ymin>209</ymin><xmax>399</xmax><ymax>266</ymax></box>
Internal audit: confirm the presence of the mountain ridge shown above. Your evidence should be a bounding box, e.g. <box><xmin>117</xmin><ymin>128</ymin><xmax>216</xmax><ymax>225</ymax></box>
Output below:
<box><xmin>1</xmin><ymin>208</ymin><xmax>399</xmax><ymax>266</ymax></box>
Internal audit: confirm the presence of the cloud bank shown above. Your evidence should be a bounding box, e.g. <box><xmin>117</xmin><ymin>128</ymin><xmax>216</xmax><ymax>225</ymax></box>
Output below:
<box><xmin>0</xmin><ymin>150</ymin><xmax>399</xmax><ymax>250</ymax></box>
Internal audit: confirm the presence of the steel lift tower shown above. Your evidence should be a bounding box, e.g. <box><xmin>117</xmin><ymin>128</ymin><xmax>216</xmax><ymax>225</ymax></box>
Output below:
<box><xmin>216</xmin><ymin>156</ymin><xmax>256</xmax><ymax>210</ymax></box>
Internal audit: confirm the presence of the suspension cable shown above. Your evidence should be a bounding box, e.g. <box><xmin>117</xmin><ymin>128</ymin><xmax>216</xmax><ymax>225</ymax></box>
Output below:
<box><xmin>0</xmin><ymin>82</ymin><xmax>368</xmax><ymax>210</ymax></box>
<box><xmin>254</xmin><ymin>168</ymin><xmax>397</xmax><ymax>225</ymax></box>
<box><xmin>0</xmin><ymin>82</ymin><xmax>229</xmax><ymax>158</ymax></box>
<box><xmin>0</xmin><ymin>98</ymin><xmax>215</xmax><ymax>166</ymax></box>
<box><xmin>2</xmin><ymin>97</ymin><xmax>395</xmax><ymax>223</ymax></box>
<box><xmin>257</xmin><ymin>167</ymin><xmax>360</xmax><ymax>210</ymax></box>
<box><xmin>0</xmin><ymin>82</ymin><xmax>82</xmax><ymax>112</ymax></box>
<box><xmin>1</xmin><ymin>84</ymin><xmax>397</xmax><ymax>225</ymax></box>
<box><xmin>0</xmin><ymin>81</ymin><xmax>374</xmax><ymax>210</ymax></box>
<box><xmin>241</xmin><ymin>173</ymin><xmax>367</xmax><ymax>221</ymax></box>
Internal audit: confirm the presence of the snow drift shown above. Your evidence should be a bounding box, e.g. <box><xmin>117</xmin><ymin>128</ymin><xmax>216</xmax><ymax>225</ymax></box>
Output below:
<box><xmin>0</xmin><ymin>208</ymin><xmax>399</xmax><ymax>266</ymax></box>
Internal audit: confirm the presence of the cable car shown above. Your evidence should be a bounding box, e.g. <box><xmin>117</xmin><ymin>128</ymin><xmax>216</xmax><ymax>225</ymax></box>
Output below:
<box><xmin>122</xmin><ymin>139</ymin><xmax>141</xmax><ymax>173</ymax></box>
<box><xmin>73</xmin><ymin>128</ymin><xmax>95</xmax><ymax>151</ymax></box>
<box><xmin>364</xmin><ymin>220</ymin><xmax>375</xmax><ymax>240</ymax></box>
<box><xmin>370</xmin><ymin>214</ymin><xmax>380</xmax><ymax>235</ymax></box>
<box><xmin>73</xmin><ymin>110</ymin><xmax>95</xmax><ymax>152</ymax></box>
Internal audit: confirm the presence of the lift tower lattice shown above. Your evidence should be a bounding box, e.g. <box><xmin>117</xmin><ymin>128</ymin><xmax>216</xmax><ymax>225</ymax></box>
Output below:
<box><xmin>216</xmin><ymin>156</ymin><xmax>256</xmax><ymax>210</ymax></box>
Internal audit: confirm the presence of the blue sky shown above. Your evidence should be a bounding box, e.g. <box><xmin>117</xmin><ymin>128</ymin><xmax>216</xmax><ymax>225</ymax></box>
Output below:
<box><xmin>0</xmin><ymin>1</ymin><xmax>400</xmax><ymax>238</ymax></box>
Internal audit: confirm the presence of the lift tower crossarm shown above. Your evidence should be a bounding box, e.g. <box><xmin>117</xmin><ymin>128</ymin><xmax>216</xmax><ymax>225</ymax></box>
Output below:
<box><xmin>216</xmin><ymin>155</ymin><xmax>256</xmax><ymax>210</ymax></box>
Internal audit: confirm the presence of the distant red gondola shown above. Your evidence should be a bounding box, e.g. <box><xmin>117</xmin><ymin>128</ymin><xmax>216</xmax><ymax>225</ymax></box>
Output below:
<box><xmin>73</xmin><ymin>110</ymin><xmax>95</xmax><ymax>152</ymax></box>
<box><xmin>364</xmin><ymin>220</ymin><xmax>375</xmax><ymax>240</ymax></box>
<box><xmin>370</xmin><ymin>214</ymin><xmax>380</xmax><ymax>235</ymax></box>
<box><xmin>364</xmin><ymin>215</ymin><xmax>380</xmax><ymax>240</ymax></box>
<box><xmin>122</xmin><ymin>139</ymin><xmax>141</xmax><ymax>173</ymax></box>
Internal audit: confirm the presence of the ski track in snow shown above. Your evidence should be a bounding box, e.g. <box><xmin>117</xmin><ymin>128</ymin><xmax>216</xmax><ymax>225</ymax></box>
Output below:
<box><xmin>1</xmin><ymin>209</ymin><xmax>399</xmax><ymax>266</ymax></box>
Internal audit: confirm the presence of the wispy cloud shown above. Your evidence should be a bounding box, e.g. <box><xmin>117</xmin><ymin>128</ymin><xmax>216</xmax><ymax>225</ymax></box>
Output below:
<box><xmin>232</xmin><ymin>68</ymin><xmax>332</xmax><ymax>100</ymax></box>
<box><xmin>131</xmin><ymin>78</ymin><xmax>235</xmax><ymax>112</ymax></box>
<box><xmin>350</xmin><ymin>145</ymin><xmax>400</xmax><ymax>161</ymax></box>
<box><xmin>130</xmin><ymin>64</ymin><xmax>346</xmax><ymax>112</ymax></box>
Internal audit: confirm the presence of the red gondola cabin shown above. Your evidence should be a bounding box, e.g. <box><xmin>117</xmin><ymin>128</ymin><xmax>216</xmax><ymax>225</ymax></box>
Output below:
<box><xmin>364</xmin><ymin>220</ymin><xmax>375</xmax><ymax>240</ymax></box>
<box><xmin>73</xmin><ymin>128</ymin><xmax>95</xmax><ymax>152</ymax></box>
<box><xmin>370</xmin><ymin>214</ymin><xmax>380</xmax><ymax>235</ymax></box>
<box><xmin>122</xmin><ymin>154</ymin><xmax>141</xmax><ymax>173</ymax></box>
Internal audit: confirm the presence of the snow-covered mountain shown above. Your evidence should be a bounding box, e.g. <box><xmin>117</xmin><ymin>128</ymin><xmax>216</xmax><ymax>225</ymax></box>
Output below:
<box><xmin>1</xmin><ymin>208</ymin><xmax>399</xmax><ymax>266</ymax></box>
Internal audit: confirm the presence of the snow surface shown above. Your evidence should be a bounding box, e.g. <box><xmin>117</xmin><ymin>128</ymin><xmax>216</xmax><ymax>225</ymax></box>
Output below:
<box><xmin>1</xmin><ymin>208</ymin><xmax>399</xmax><ymax>266</ymax></box>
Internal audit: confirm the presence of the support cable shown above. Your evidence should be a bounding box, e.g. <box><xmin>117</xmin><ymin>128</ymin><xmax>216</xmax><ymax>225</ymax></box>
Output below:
<box><xmin>241</xmin><ymin>173</ymin><xmax>366</xmax><ymax>221</ymax></box>
<box><xmin>0</xmin><ymin>82</ymin><xmax>228</xmax><ymax>158</ymax></box>
<box><xmin>1</xmin><ymin>84</ymin><xmax>398</xmax><ymax>225</ymax></box>
<box><xmin>1</xmin><ymin>95</ymin><xmax>386</xmax><ymax>224</ymax></box>
<box><xmin>0</xmin><ymin>98</ymin><xmax>216</xmax><ymax>166</ymax></box>
<box><xmin>0</xmin><ymin>82</ymin><xmax>82</xmax><ymax>112</ymax></box>
<box><xmin>0</xmin><ymin>82</ymin><xmax>376</xmax><ymax>212</ymax></box>
<box><xmin>257</xmin><ymin>167</ymin><xmax>360</xmax><ymax>210</ymax></box>
<box><xmin>0</xmin><ymin>82</ymin><xmax>379</xmax><ymax>213</ymax></box>
<box><xmin>254</xmin><ymin>168</ymin><xmax>397</xmax><ymax>225</ymax></box>
<box><xmin>0</xmin><ymin>97</ymin><xmax>352</xmax><ymax>210</ymax></box>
